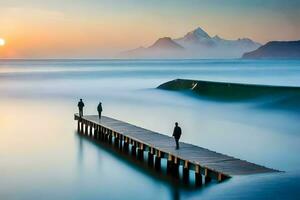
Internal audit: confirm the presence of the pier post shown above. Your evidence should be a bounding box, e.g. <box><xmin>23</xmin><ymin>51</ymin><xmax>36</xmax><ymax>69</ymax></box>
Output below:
<box><xmin>108</xmin><ymin>133</ymin><xmax>116</xmax><ymax>144</ymax></box>
<box><xmin>172</xmin><ymin>157</ymin><xmax>179</xmax><ymax>179</ymax></box>
<box><xmin>217</xmin><ymin>173</ymin><xmax>225</xmax><ymax>182</ymax></box>
<box><xmin>121</xmin><ymin>135</ymin><xmax>125</xmax><ymax>151</ymax></box>
<box><xmin>95</xmin><ymin>125</ymin><xmax>99</xmax><ymax>139</ymax></box>
<box><xmin>85</xmin><ymin>121</ymin><xmax>89</xmax><ymax>136</ymax></box>
<box><xmin>98</xmin><ymin>126</ymin><xmax>104</xmax><ymax>141</ymax></box>
<box><xmin>137</xmin><ymin>143</ymin><xmax>144</xmax><ymax>161</ymax></box>
<box><xmin>92</xmin><ymin>124</ymin><xmax>95</xmax><ymax>137</ymax></box>
<box><xmin>102</xmin><ymin>127</ymin><xmax>108</xmax><ymax>142</ymax></box>
<box><xmin>85</xmin><ymin>121</ymin><xmax>88</xmax><ymax>136</ymax></box>
<box><xmin>123</xmin><ymin>137</ymin><xmax>129</xmax><ymax>153</ymax></box>
<box><xmin>204</xmin><ymin>168</ymin><xmax>212</xmax><ymax>184</ymax></box>
<box><xmin>89</xmin><ymin>123</ymin><xmax>93</xmax><ymax>137</ymax></box>
<box><xmin>79</xmin><ymin>120</ymin><xmax>83</xmax><ymax>134</ymax></box>
<box><xmin>195</xmin><ymin>165</ymin><xmax>202</xmax><ymax>186</ymax></box>
<box><xmin>167</xmin><ymin>154</ymin><xmax>173</xmax><ymax>175</ymax></box>
<box><xmin>77</xmin><ymin>120</ymin><xmax>80</xmax><ymax>132</ymax></box>
<box><xmin>114</xmin><ymin>133</ymin><xmax>119</xmax><ymax>148</ymax></box>
<box><xmin>82</xmin><ymin>121</ymin><xmax>85</xmax><ymax>135</ymax></box>
<box><xmin>97</xmin><ymin>125</ymin><xmax>103</xmax><ymax>141</ymax></box>
<box><xmin>119</xmin><ymin>135</ymin><xmax>123</xmax><ymax>151</ymax></box>
<box><xmin>154</xmin><ymin>150</ymin><xmax>161</xmax><ymax>171</ymax></box>
<box><xmin>183</xmin><ymin>160</ymin><xmax>190</xmax><ymax>184</ymax></box>
<box><xmin>102</xmin><ymin>127</ymin><xmax>105</xmax><ymax>141</ymax></box>
<box><xmin>100</xmin><ymin>126</ymin><xmax>104</xmax><ymax>141</ymax></box>
<box><xmin>107</xmin><ymin>132</ymin><xmax>114</xmax><ymax>144</ymax></box>
<box><xmin>131</xmin><ymin>141</ymin><xmax>136</xmax><ymax>157</ymax></box>
<box><xmin>103</xmin><ymin>128</ymin><xmax>107</xmax><ymax>142</ymax></box>
<box><xmin>81</xmin><ymin>121</ymin><xmax>85</xmax><ymax>135</ymax></box>
<box><xmin>108</xmin><ymin>129</ymin><xmax>112</xmax><ymax>144</ymax></box>
<box><xmin>94</xmin><ymin>124</ymin><xmax>98</xmax><ymax>139</ymax></box>
<box><xmin>148</xmin><ymin>148</ymin><xmax>154</xmax><ymax>167</ymax></box>
<box><xmin>85</xmin><ymin>122</ymin><xmax>89</xmax><ymax>136</ymax></box>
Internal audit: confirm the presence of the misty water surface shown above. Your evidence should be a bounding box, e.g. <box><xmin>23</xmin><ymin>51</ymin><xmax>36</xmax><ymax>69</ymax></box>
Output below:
<box><xmin>0</xmin><ymin>59</ymin><xmax>300</xmax><ymax>199</ymax></box>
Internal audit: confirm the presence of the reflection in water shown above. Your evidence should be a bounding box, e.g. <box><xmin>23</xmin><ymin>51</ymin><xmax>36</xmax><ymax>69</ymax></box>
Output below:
<box><xmin>172</xmin><ymin>186</ymin><xmax>180</xmax><ymax>200</ymax></box>
<box><xmin>75</xmin><ymin>131</ymin><xmax>188</xmax><ymax>200</ymax></box>
<box><xmin>75</xmin><ymin>131</ymin><xmax>196</xmax><ymax>189</ymax></box>
<box><xmin>77</xmin><ymin>131</ymin><xmax>84</xmax><ymax>169</ymax></box>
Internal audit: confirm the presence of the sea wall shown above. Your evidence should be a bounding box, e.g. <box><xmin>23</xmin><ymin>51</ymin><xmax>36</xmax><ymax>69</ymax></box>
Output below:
<box><xmin>157</xmin><ymin>79</ymin><xmax>300</xmax><ymax>101</ymax></box>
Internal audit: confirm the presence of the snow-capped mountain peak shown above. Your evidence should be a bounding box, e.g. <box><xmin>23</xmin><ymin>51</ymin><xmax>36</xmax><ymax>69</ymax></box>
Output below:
<box><xmin>192</xmin><ymin>27</ymin><xmax>211</xmax><ymax>39</ymax></box>
<box><xmin>180</xmin><ymin>27</ymin><xmax>211</xmax><ymax>43</ymax></box>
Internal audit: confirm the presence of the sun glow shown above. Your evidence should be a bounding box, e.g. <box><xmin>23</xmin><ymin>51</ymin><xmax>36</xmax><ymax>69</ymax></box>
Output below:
<box><xmin>0</xmin><ymin>38</ymin><xmax>5</xmax><ymax>46</ymax></box>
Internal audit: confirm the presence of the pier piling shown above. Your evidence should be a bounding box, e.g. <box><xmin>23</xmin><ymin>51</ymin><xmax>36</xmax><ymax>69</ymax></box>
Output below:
<box><xmin>183</xmin><ymin>161</ymin><xmax>190</xmax><ymax>184</ymax></box>
<box><xmin>154</xmin><ymin>150</ymin><xmax>161</xmax><ymax>171</ymax></box>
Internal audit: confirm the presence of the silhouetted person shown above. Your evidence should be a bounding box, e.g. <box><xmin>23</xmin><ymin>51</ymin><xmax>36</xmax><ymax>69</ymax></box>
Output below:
<box><xmin>78</xmin><ymin>99</ymin><xmax>85</xmax><ymax>117</ymax></box>
<box><xmin>172</xmin><ymin>122</ymin><xmax>182</xmax><ymax>150</ymax></box>
<box><xmin>97</xmin><ymin>102</ymin><xmax>102</xmax><ymax>119</ymax></box>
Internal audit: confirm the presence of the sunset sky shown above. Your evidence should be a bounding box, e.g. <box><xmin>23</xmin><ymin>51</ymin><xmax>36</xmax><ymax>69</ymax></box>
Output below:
<box><xmin>0</xmin><ymin>0</ymin><xmax>299</xmax><ymax>58</ymax></box>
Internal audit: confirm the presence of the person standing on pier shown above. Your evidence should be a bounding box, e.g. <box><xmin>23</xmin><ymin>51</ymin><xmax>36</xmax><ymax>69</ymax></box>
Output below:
<box><xmin>78</xmin><ymin>99</ymin><xmax>85</xmax><ymax>118</ymax></box>
<box><xmin>97</xmin><ymin>102</ymin><xmax>103</xmax><ymax>119</ymax></box>
<box><xmin>173</xmin><ymin>122</ymin><xmax>182</xmax><ymax>150</ymax></box>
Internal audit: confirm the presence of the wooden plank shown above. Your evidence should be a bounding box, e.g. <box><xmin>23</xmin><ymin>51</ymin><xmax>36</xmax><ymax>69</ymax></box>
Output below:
<box><xmin>75</xmin><ymin>114</ymin><xmax>280</xmax><ymax>177</ymax></box>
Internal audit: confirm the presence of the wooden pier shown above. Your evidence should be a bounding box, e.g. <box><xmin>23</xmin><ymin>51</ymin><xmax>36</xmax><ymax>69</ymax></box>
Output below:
<box><xmin>74</xmin><ymin>114</ymin><xmax>279</xmax><ymax>185</ymax></box>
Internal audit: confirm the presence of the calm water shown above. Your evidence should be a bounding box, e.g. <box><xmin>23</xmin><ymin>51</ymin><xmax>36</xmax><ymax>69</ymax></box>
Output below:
<box><xmin>1</xmin><ymin>59</ymin><xmax>300</xmax><ymax>199</ymax></box>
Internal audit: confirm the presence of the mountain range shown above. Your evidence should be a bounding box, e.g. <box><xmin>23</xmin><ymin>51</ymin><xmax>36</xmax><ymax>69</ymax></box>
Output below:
<box><xmin>242</xmin><ymin>40</ymin><xmax>300</xmax><ymax>59</ymax></box>
<box><xmin>119</xmin><ymin>27</ymin><xmax>261</xmax><ymax>58</ymax></box>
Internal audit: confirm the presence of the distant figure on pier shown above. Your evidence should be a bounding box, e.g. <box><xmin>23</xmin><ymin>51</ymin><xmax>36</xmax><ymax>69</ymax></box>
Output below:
<box><xmin>97</xmin><ymin>102</ymin><xmax>103</xmax><ymax>119</ymax></box>
<box><xmin>78</xmin><ymin>99</ymin><xmax>85</xmax><ymax>117</ymax></box>
<box><xmin>172</xmin><ymin>122</ymin><xmax>182</xmax><ymax>149</ymax></box>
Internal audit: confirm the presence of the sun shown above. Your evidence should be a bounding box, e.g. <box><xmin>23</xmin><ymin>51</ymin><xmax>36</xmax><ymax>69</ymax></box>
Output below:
<box><xmin>0</xmin><ymin>38</ymin><xmax>6</xmax><ymax>46</ymax></box>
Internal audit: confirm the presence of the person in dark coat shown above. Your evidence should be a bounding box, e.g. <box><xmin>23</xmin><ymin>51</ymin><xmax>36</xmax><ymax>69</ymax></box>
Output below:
<box><xmin>78</xmin><ymin>99</ymin><xmax>85</xmax><ymax>117</ymax></box>
<box><xmin>97</xmin><ymin>102</ymin><xmax>103</xmax><ymax>119</ymax></box>
<box><xmin>172</xmin><ymin>122</ymin><xmax>182</xmax><ymax>149</ymax></box>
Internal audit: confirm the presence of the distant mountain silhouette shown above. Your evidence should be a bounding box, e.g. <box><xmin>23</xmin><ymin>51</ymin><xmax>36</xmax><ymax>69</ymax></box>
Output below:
<box><xmin>119</xmin><ymin>27</ymin><xmax>261</xmax><ymax>58</ymax></box>
<box><xmin>242</xmin><ymin>40</ymin><xmax>300</xmax><ymax>59</ymax></box>
<box><xmin>149</xmin><ymin>37</ymin><xmax>184</xmax><ymax>50</ymax></box>
<box><xmin>119</xmin><ymin>37</ymin><xmax>184</xmax><ymax>58</ymax></box>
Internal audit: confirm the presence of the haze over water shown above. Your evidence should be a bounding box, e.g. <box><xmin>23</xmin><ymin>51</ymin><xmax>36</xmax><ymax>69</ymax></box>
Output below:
<box><xmin>1</xmin><ymin>59</ymin><xmax>300</xmax><ymax>199</ymax></box>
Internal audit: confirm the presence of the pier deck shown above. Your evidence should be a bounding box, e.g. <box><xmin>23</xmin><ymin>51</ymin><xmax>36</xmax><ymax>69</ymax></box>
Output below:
<box><xmin>75</xmin><ymin>114</ymin><xmax>279</xmax><ymax>184</ymax></box>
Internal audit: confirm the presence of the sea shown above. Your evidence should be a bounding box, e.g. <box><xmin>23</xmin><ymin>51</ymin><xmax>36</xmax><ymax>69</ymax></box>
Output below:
<box><xmin>0</xmin><ymin>59</ymin><xmax>300</xmax><ymax>200</ymax></box>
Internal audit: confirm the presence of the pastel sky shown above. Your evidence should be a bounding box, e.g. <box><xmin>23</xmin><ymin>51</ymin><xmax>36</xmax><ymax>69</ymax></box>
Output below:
<box><xmin>0</xmin><ymin>0</ymin><xmax>299</xmax><ymax>58</ymax></box>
